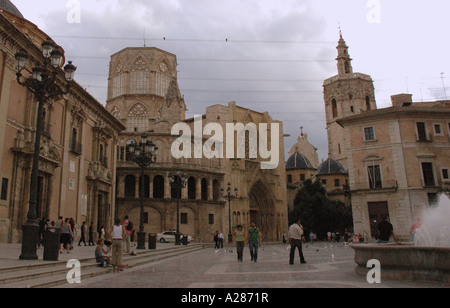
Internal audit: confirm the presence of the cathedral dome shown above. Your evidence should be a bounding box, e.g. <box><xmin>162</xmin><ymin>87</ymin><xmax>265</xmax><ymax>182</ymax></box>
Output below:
<box><xmin>0</xmin><ymin>0</ymin><xmax>23</xmax><ymax>18</ymax></box>
<box><xmin>286</xmin><ymin>152</ymin><xmax>315</xmax><ymax>170</ymax></box>
<box><xmin>316</xmin><ymin>159</ymin><xmax>347</xmax><ymax>176</ymax></box>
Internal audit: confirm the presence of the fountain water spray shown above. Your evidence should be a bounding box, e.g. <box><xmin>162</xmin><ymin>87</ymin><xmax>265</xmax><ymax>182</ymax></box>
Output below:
<box><xmin>414</xmin><ymin>194</ymin><xmax>450</xmax><ymax>248</ymax></box>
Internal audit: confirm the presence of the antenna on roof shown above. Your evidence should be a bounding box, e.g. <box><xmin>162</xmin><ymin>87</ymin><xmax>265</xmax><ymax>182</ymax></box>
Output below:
<box><xmin>143</xmin><ymin>27</ymin><xmax>146</xmax><ymax>47</ymax></box>
<box><xmin>441</xmin><ymin>72</ymin><xmax>448</xmax><ymax>100</ymax></box>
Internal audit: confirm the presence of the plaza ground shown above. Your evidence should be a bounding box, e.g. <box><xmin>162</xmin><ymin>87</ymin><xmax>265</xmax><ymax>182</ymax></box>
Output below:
<box><xmin>52</xmin><ymin>242</ymin><xmax>448</xmax><ymax>289</ymax></box>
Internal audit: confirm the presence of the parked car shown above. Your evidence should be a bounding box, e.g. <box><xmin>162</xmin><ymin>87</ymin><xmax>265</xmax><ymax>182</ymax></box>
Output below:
<box><xmin>157</xmin><ymin>231</ymin><xmax>193</xmax><ymax>243</ymax></box>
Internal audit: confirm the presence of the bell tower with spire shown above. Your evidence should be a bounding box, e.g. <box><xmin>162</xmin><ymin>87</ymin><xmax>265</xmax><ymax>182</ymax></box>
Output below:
<box><xmin>323</xmin><ymin>31</ymin><xmax>377</xmax><ymax>169</ymax></box>
<box><xmin>336</xmin><ymin>31</ymin><xmax>353</xmax><ymax>75</ymax></box>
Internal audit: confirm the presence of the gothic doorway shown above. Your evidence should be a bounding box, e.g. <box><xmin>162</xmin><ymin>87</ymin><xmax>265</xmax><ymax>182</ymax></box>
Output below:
<box><xmin>248</xmin><ymin>181</ymin><xmax>276</xmax><ymax>241</ymax></box>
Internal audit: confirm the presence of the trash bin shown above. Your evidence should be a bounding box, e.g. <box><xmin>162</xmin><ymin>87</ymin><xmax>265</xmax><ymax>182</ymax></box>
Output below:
<box><xmin>43</xmin><ymin>227</ymin><xmax>61</xmax><ymax>261</ymax></box>
<box><xmin>148</xmin><ymin>233</ymin><xmax>157</xmax><ymax>250</ymax></box>
<box><xmin>182</xmin><ymin>235</ymin><xmax>188</xmax><ymax>246</ymax></box>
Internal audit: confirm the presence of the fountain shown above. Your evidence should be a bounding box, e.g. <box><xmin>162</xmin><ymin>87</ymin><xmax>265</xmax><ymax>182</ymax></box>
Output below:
<box><xmin>352</xmin><ymin>194</ymin><xmax>450</xmax><ymax>283</ymax></box>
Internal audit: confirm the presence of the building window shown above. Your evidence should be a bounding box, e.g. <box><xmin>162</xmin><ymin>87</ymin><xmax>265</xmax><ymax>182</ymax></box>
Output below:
<box><xmin>416</xmin><ymin>122</ymin><xmax>429</xmax><ymax>142</ymax></box>
<box><xmin>181</xmin><ymin>213</ymin><xmax>188</xmax><ymax>225</ymax></box>
<box><xmin>143</xmin><ymin>212</ymin><xmax>149</xmax><ymax>224</ymax></box>
<box><xmin>125</xmin><ymin>175</ymin><xmax>136</xmax><ymax>198</ymax></box>
<box><xmin>364</xmin><ymin>127</ymin><xmax>375</xmax><ymax>141</ymax></box>
<box><xmin>422</xmin><ymin>163</ymin><xmax>436</xmax><ymax>187</ymax></box>
<box><xmin>209</xmin><ymin>214</ymin><xmax>215</xmax><ymax>225</ymax></box>
<box><xmin>368</xmin><ymin>165</ymin><xmax>382</xmax><ymax>189</ymax></box>
<box><xmin>287</xmin><ymin>175</ymin><xmax>292</xmax><ymax>183</ymax></box>
<box><xmin>321</xmin><ymin>179</ymin><xmax>327</xmax><ymax>185</ymax></box>
<box><xmin>442</xmin><ymin>169</ymin><xmax>449</xmax><ymax>180</ymax></box>
<box><xmin>434</xmin><ymin>124</ymin><xmax>442</xmax><ymax>135</ymax></box>
<box><xmin>213</xmin><ymin>180</ymin><xmax>220</xmax><ymax>201</ymax></box>
<box><xmin>128</xmin><ymin>103</ymin><xmax>149</xmax><ymax>133</ymax></box>
<box><xmin>1</xmin><ymin>178</ymin><xmax>8</xmax><ymax>201</ymax></box>
<box><xmin>153</xmin><ymin>175</ymin><xmax>165</xmax><ymax>199</ymax></box>
<box><xmin>201</xmin><ymin>178</ymin><xmax>208</xmax><ymax>201</ymax></box>
<box><xmin>350</xmin><ymin>106</ymin><xmax>354</xmax><ymax>113</ymax></box>
<box><xmin>130</xmin><ymin>57</ymin><xmax>151</xmax><ymax>94</ymax></box>
<box><xmin>335</xmin><ymin>179</ymin><xmax>340</xmax><ymax>187</ymax></box>
<box><xmin>300</xmin><ymin>174</ymin><xmax>306</xmax><ymax>182</ymax></box>
<box><xmin>332</xmin><ymin>99</ymin><xmax>338</xmax><ymax>118</ymax></box>
<box><xmin>366</xmin><ymin>96</ymin><xmax>371</xmax><ymax>111</ymax></box>
<box><xmin>188</xmin><ymin>177</ymin><xmax>196</xmax><ymax>200</ymax></box>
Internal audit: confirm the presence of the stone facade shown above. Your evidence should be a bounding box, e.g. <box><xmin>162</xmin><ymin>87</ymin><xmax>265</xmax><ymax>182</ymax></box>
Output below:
<box><xmin>107</xmin><ymin>48</ymin><xmax>288</xmax><ymax>243</ymax></box>
<box><xmin>0</xmin><ymin>10</ymin><xmax>125</xmax><ymax>243</ymax></box>
<box><xmin>338</xmin><ymin>99</ymin><xmax>450</xmax><ymax>241</ymax></box>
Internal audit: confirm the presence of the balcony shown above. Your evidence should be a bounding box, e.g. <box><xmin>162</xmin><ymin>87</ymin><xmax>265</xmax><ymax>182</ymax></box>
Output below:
<box><xmin>70</xmin><ymin>140</ymin><xmax>82</xmax><ymax>155</ymax></box>
<box><xmin>352</xmin><ymin>180</ymin><xmax>398</xmax><ymax>192</ymax></box>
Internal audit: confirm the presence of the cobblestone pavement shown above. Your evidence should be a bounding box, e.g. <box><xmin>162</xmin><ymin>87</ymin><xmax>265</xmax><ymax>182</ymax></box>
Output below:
<box><xmin>60</xmin><ymin>242</ymin><xmax>448</xmax><ymax>288</ymax></box>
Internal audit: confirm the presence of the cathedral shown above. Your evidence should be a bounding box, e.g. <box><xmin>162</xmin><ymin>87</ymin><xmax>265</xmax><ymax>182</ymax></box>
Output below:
<box><xmin>106</xmin><ymin>48</ymin><xmax>288</xmax><ymax>242</ymax></box>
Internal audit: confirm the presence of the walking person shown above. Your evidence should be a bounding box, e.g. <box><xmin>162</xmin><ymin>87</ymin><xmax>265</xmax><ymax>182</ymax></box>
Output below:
<box><xmin>109</xmin><ymin>219</ymin><xmax>128</xmax><ymax>273</ymax></box>
<box><xmin>123</xmin><ymin>216</ymin><xmax>133</xmax><ymax>254</ymax></box>
<box><xmin>69</xmin><ymin>218</ymin><xmax>76</xmax><ymax>250</ymax></box>
<box><xmin>214</xmin><ymin>231</ymin><xmax>219</xmax><ymax>249</ymax></box>
<box><xmin>88</xmin><ymin>223</ymin><xmax>95</xmax><ymax>246</ymax></box>
<box><xmin>218</xmin><ymin>232</ymin><xmax>224</xmax><ymax>249</ymax></box>
<box><xmin>234</xmin><ymin>225</ymin><xmax>246</xmax><ymax>262</ymax></box>
<box><xmin>309</xmin><ymin>232</ymin><xmax>315</xmax><ymax>246</ymax></box>
<box><xmin>60</xmin><ymin>218</ymin><xmax>73</xmax><ymax>254</ymax></box>
<box><xmin>247</xmin><ymin>223</ymin><xmax>262</xmax><ymax>263</ymax></box>
<box><xmin>78</xmin><ymin>222</ymin><xmax>87</xmax><ymax>246</ymax></box>
<box><xmin>288</xmin><ymin>219</ymin><xmax>307</xmax><ymax>265</ymax></box>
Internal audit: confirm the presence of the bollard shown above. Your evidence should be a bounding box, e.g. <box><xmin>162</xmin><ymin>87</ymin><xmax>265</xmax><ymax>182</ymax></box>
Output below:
<box><xmin>43</xmin><ymin>227</ymin><xmax>61</xmax><ymax>261</ymax></box>
<box><xmin>148</xmin><ymin>233</ymin><xmax>157</xmax><ymax>250</ymax></box>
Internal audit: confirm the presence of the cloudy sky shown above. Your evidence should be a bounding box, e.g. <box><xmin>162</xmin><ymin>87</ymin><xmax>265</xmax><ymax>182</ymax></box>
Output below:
<box><xmin>12</xmin><ymin>0</ymin><xmax>450</xmax><ymax>161</ymax></box>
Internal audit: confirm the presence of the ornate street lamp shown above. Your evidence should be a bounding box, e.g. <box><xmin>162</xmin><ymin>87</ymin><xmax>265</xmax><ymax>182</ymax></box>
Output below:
<box><xmin>221</xmin><ymin>183</ymin><xmax>238</xmax><ymax>244</ymax></box>
<box><xmin>169</xmin><ymin>173</ymin><xmax>188</xmax><ymax>245</ymax></box>
<box><xmin>128</xmin><ymin>133</ymin><xmax>158</xmax><ymax>250</ymax></box>
<box><xmin>15</xmin><ymin>39</ymin><xmax>77</xmax><ymax>261</ymax></box>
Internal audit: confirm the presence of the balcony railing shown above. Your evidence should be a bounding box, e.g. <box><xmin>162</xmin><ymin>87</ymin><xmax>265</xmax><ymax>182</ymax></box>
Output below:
<box><xmin>352</xmin><ymin>180</ymin><xmax>398</xmax><ymax>192</ymax></box>
<box><xmin>70</xmin><ymin>140</ymin><xmax>82</xmax><ymax>155</ymax></box>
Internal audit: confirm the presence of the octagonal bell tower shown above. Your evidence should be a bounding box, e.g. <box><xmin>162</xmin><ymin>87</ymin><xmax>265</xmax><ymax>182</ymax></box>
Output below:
<box><xmin>323</xmin><ymin>32</ymin><xmax>377</xmax><ymax>169</ymax></box>
<box><xmin>106</xmin><ymin>47</ymin><xmax>186</xmax><ymax>134</ymax></box>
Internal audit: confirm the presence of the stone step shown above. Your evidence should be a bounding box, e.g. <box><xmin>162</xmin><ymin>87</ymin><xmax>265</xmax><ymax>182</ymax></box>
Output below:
<box><xmin>0</xmin><ymin>244</ymin><xmax>201</xmax><ymax>275</ymax></box>
<box><xmin>0</xmin><ymin>245</ymin><xmax>204</xmax><ymax>287</ymax></box>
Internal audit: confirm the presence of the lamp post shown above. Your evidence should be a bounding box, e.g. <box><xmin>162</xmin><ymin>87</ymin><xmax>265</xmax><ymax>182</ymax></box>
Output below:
<box><xmin>221</xmin><ymin>183</ymin><xmax>238</xmax><ymax>244</ymax></box>
<box><xmin>127</xmin><ymin>133</ymin><xmax>158</xmax><ymax>250</ymax></box>
<box><xmin>15</xmin><ymin>39</ymin><xmax>77</xmax><ymax>260</ymax></box>
<box><xmin>169</xmin><ymin>174</ymin><xmax>188</xmax><ymax>245</ymax></box>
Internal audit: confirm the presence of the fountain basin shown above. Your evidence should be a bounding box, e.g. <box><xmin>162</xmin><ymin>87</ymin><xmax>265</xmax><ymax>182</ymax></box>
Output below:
<box><xmin>352</xmin><ymin>244</ymin><xmax>450</xmax><ymax>283</ymax></box>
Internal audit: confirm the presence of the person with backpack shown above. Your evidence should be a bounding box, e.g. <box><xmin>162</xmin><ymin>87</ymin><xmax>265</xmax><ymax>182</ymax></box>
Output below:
<box><xmin>123</xmin><ymin>216</ymin><xmax>133</xmax><ymax>254</ymax></box>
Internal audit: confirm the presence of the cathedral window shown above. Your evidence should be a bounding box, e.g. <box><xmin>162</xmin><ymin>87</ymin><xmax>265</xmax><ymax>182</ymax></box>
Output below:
<box><xmin>111</xmin><ymin>62</ymin><xmax>124</xmax><ymax>98</ymax></box>
<box><xmin>128</xmin><ymin>103</ymin><xmax>149</xmax><ymax>132</ymax></box>
<box><xmin>130</xmin><ymin>57</ymin><xmax>151</xmax><ymax>94</ymax></box>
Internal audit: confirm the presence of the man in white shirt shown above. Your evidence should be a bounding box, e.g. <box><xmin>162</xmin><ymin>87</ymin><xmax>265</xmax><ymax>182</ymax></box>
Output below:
<box><xmin>218</xmin><ymin>232</ymin><xmax>224</xmax><ymax>249</ymax></box>
<box><xmin>288</xmin><ymin>219</ymin><xmax>307</xmax><ymax>265</ymax></box>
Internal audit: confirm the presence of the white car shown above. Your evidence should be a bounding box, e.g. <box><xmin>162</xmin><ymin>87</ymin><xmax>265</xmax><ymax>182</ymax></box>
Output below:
<box><xmin>157</xmin><ymin>231</ymin><xmax>193</xmax><ymax>243</ymax></box>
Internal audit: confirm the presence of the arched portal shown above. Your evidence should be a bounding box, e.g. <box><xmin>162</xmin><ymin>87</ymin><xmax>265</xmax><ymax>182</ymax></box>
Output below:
<box><xmin>248</xmin><ymin>181</ymin><xmax>277</xmax><ymax>241</ymax></box>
